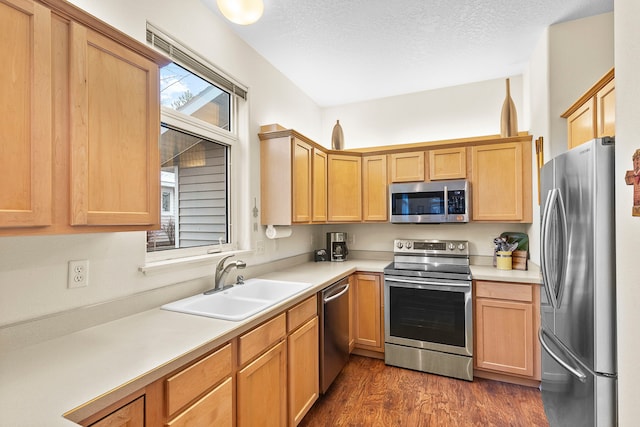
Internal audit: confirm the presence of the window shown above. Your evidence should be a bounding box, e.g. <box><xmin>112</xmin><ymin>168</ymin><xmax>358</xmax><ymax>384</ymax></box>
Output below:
<box><xmin>146</xmin><ymin>24</ymin><xmax>247</xmax><ymax>256</ymax></box>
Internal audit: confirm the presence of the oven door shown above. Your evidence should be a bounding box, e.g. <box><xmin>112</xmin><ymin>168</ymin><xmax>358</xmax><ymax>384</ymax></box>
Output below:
<box><xmin>384</xmin><ymin>276</ymin><xmax>472</xmax><ymax>357</ymax></box>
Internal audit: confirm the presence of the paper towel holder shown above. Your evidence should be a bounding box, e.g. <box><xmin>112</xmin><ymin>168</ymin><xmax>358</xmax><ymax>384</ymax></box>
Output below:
<box><xmin>266</xmin><ymin>224</ymin><xmax>292</xmax><ymax>239</ymax></box>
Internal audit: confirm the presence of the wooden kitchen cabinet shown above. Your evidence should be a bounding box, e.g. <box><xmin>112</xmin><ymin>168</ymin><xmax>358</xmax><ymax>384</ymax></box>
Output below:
<box><xmin>165</xmin><ymin>343</ymin><xmax>232</xmax><ymax>422</ymax></box>
<box><xmin>312</xmin><ymin>148</ymin><xmax>328</xmax><ymax>222</ymax></box>
<box><xmin>69</xmin><ymin>23</ymin><xmax>160</xmax><ymax>226</ymax></box>
<box><xmin>86</xmin><ymin>396</ymin><xmax>144</xmax><ymax>427</ymax></box>
<box><xmin>389</xmin><ymin>151</ymin><xmax>425</xmax><ymax>182</ymax></box>
<box><xmin>352</xmin><ymin>273</ymin><xmax>384</xmax><ymax>355</ymax></box>
<box><xmin>471</xmin><ymin>138</ymin><xmax>532</xmax><ymax>222</ymax></box>
<box><xmin>259</xmin><ymin>127</ymin><xmax>328</xmax><ymax>225</ymax></box>
<box><xmin>362</xmin><ymin>155</ymin><xmax>388</xmax><ymax>222</ymax></box>
<box><xmin>474</xmin><ymin>280</ymin><xmax>541</xmax><ymax>386</ymax></box>
<box><xmin>0</xmin><ymin>0</ymin><xmax>168</xmax><ymax>235</ymax></box>
<box><xmin>288</xmin><ymin>316</ymin><xmax>319</xmax><ymax>426</ymax></box>
<box><xmin>237</xmin><ymin>340</ymin><xmax>287</xmax><ymax>427</ymax></box>
<box><xmin>291</xmin><ymin>138</ymin><xmax>313</xmax><ymax>223</ymax></box>
<box><xmin>0</xmin><ymin>0</ymin><xmax>52</xmax><ymax>228</ymax></box>
<box><xmin>428</xmin><ymin>147</ymin><xmax>466</xmax><ymax>180</ymax></box>
<box><xmin>328</xmin><ymin>153</ymin><xmax>362</xmax><ymax>222</ymax></box>
<box><xmin>562</xmin><ymin>68</ymin><xmax>615</xmax><ymax>149</ymax></box>
<box><xmin>237</xmin><ymin>314</ymin><xmax>287</xmax><ymax>427</ymax></box>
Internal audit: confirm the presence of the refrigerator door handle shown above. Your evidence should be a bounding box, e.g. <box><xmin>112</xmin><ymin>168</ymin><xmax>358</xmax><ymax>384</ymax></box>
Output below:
<box><xmin>539</xmin><ymin>327</ymin><xmax>587</xmax><ymax>382</ymax></box>
<box><xmin>541</xmin><ymin>189</ymin><xmax>558</xmax><ymax>308</ymax></box>
<box><xmin>540</xmin><ymin>188</ymin><xmax>568</xmax><ymax>309</ymax></box>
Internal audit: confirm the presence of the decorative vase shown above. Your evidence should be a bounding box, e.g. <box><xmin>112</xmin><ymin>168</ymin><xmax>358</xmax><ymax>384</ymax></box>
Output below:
<box><xmin>331</xmin><ymin>120</ymin><xmax>344</xmax><ymax>150</ymax></box>
<box><xmin>500</xmin><ymin>78</ymin><xmax>518</xmax><ymax>138</ymax></box>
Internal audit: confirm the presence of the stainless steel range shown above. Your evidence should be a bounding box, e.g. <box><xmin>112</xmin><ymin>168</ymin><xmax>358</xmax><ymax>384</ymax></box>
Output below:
<box><xmin>383</xmin><ymin>239</ymin><xmax>473</xmax><ymax>381</ymax></box>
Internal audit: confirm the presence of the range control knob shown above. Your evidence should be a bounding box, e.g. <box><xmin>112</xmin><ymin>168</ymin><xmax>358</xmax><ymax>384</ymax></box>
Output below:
<box><xmin>406</xmin><ymin>241</ymin><xmax>412</xmax><ymax>249</ymax></box>
<box><xmin>458</xmin><ymin>243</ymin><xmax>466</xmax><ymax>251</ymax></box>
<box><xmin>396</xmin><ymin>241</ymin><xmax>404</xmax><ymax>249</ymax></box>
<box><xmin>448</xmin><ymin>243</ymin><xmax>455</xmax><ymax>250</ymax></box>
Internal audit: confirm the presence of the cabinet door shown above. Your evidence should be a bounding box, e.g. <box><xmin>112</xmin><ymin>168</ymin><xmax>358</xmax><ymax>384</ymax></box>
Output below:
<box><xmin>567</xmin><ymin>97</ymin><xmax>597</xmax><ymax>150</ymax></box>
<box><xmin>328</xmin><ymin>154</ymin><xmax>362</xmax><ymax>222</ymax></box>
<box><xmin>69</xmin><ymin>23</ymin><xmax>160</xmax><ymax>226</ymax></box>
<box><xmin>596</xmin><ymin>79</ymin><xmax>615</xmax><ymax>138</ymax></box>
<box><xmin>389</xmin><ymin>152</ymin><xmax>425</xmax><ymax>182</ymax></box>
<box><xmin>475</xmin><ymin>298</ymin><xmax>534</xmax><ymax>377</ymax></box>
<box><xmin>89</xmin><ymin>396</ymin><xmax>144</xmax><ymax>427</ymax></box>
<box><xmin>166</xmin><ymin>378</ymin><xmax>232</xmax><ymax>427</ymax></box>
<box><xmin>362</xmin><ymin>155</ymin><xmax>388</xmax><ymax>221</ymax></box>
<box><xmin>288</xmin><ymin>317</ymin><xmax>319</xmax><ymax>426</ymax></box>
<box><xmin>353</xmin><ymin>273</ymin><xmax>383</xmax><ymax>351</ymax></box>
<box><xmin>312</xmin><ymin>148</ymin><xmax>327</xmax><ymax>222</ymax></box>
<box><xmin>237</xmin><ymin>340</ymin><xmax>287</xmax><ymax>427</ymax></box>
<box><xmin>0</xmin><ymin>0</ymin><xmax>52</xmax><ymax>228</ymax></box>
<box><xmin>292</xmin><ymin>138</ymin><xmax>312</xmax><ymax>223</ymax></box>
<box><xmin>471</xmin><ymin>142</ymin><xmax>525</xmax><ymax>221</ymax></box>
<box><xmin>428</xmin><ymin>147</ymin><xmax>466</xmax><ymax>180</ymax></box>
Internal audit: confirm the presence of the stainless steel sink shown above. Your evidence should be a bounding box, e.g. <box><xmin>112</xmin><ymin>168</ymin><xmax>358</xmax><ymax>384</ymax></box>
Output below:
<box><xmin>161</xmin><ymin>278</ymin><xmax>312</xmax><ymax>321</ymax></box>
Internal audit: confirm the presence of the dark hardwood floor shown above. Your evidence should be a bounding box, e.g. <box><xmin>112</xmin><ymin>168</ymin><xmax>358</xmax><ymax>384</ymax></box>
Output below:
<box><xmin>300</xmin><ymin>355</ymin><xmax>549</xmax><ymax>427</ymax></box>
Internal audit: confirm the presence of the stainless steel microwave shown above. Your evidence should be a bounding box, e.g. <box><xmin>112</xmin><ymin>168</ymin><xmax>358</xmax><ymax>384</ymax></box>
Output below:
<box><xmin>389</xmin><ymin>180</ymin><xmax>470</xmax><ymax>224</ymax></box>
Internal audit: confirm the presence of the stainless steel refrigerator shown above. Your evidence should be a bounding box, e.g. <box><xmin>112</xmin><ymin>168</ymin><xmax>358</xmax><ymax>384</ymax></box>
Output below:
<box><xmin>539</xmin><ymin>137</ymin><xmax>617</xmax><ymax>426</ymax></box>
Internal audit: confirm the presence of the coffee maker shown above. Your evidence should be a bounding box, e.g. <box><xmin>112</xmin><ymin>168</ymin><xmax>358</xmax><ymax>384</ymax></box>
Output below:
<box><xmin>327</xmin><ymin>232</ymin><xmax>349</xmax><ymax>262</ymax></box>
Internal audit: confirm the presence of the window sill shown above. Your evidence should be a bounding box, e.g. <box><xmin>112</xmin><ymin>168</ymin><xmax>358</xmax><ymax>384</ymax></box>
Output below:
<box><xmin>139</xmin><ymin>249</ymin><xmax>253</xmax><ymax>275</ymax></box>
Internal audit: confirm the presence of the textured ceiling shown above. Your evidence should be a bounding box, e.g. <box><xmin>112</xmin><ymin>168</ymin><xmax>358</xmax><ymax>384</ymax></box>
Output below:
<box><xmin>202</xmin><ymin>0</ymin><xmax>613</xmax><ymax>106</ymax></box>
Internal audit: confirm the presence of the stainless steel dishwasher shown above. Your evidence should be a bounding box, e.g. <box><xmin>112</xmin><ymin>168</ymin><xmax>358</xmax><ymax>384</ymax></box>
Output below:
<box><xmin>319</xmin><ymin>276</ymin><xmax>350</xmax><ymax>394</ymax></box>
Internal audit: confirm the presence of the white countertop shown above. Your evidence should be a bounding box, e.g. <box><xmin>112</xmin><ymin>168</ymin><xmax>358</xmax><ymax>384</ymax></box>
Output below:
<box><xmin>0</xmin><ymin>259</ymin><xmax>541</xmax><ymax>426</ymax></box>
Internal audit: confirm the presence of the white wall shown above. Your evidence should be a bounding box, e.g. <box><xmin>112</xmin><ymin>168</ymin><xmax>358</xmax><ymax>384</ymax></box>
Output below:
<box><xmin>0</xmin><ymin>0</ymin><xmax>322</xmax><ymax>326</ymax></box>
<box><xmin>320</xmin><ymin>76</ymin><xmax>525</xmax><ymax>149</ymax></box>
<box><xmin>614</xmin><ymin>0</ymin><xmax>640</xmax><ymax>423</ymax></box>
<box><xmin>548</xmin><ymin>13</ymin><xmax>614</xmax><ymax>158</ymax></box>
<box><xmin>523</xmin><ymin>28</ymin><xmax>550</xmax><ymax>263</ymax></box>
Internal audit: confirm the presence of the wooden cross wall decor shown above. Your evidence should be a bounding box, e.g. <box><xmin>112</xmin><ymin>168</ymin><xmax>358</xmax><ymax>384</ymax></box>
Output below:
<box><xmin>624</xmin><ymin>149</ymin><xmax>640</xmax><ymax>217</ymax></box>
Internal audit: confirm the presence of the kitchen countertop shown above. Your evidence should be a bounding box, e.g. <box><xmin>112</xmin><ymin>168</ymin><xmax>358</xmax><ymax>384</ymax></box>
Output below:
<box><xmin>0</xmin><ymin>258</ymin><xmax>541</xmax><ymax>426</ymax></box>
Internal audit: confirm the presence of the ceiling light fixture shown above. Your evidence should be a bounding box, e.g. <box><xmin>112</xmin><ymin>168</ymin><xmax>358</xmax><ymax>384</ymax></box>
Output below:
<box><xmin>217</xmin><ymin>0</ymin><xmax>264</xmax><ymax>25</ymax></box>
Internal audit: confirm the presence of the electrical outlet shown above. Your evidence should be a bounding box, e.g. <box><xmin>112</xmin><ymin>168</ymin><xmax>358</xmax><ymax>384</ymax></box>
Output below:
<box><xmin>348</xmin><ymin>233</ymin><xmax>355</xmax><ymax>245</ymax></box>
<box><xmin>68</xmin><ymin>260</ymin><xmax>89</xmax><ymax>289</ymax></box>
<box><xmin>256</xmin><ymin>240</ymin><xmax>265</xmax><ymax>256</ymax></box>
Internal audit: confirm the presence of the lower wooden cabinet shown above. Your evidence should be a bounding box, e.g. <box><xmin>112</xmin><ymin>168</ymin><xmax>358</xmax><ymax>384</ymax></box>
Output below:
<box><xmin>288</xmin><ymin>317</ymin><xmax>319</xmax><ymax>426</ymax></box>
<box><xmin>237</xmin><ymin>340</ymin><xmax>288</xmax><ymax>427</ymax></box>
<box><xmin>473</xmin><ymin>280</ymin><xmax>541</xmax><ymax>385</ymax></box>
<box><xmin>352</xmin><ymin>273</ymin><xmax>384</xmax><ymax>354</ymax></box>
<box><xmin>87</xmin><ymin>396</ymin><xmax>144</xmax><ymax>427</ymax></box>
<box><xmin>166</xmin><ymin>379</ymin><xmax>232</xmax><ymax>427</ymax></box>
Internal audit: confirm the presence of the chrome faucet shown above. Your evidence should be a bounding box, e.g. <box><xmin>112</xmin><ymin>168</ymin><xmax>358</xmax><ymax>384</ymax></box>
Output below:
<box><xmin>205</xmin><ymin>255</ymin><xmax>246</xmax><ymax>294</ymax></box>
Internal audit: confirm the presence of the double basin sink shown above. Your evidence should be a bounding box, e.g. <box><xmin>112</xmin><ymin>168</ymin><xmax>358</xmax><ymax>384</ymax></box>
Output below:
<box><xmin>161</xmin><ymin>279</ymin><xmax>312</xmax><ymax>321</ymax></box>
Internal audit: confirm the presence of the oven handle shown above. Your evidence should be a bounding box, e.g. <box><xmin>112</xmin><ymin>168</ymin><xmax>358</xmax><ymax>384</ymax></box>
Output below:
<box><xmin>384</xmin><ymin>276</ymin><xmax>470</xmax><ymax>289</ymax></box>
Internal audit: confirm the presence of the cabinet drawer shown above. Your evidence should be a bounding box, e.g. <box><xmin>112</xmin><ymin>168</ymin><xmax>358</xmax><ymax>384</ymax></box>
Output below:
<box><xmin>287</xmin><ymin>295</ymin><xmax>317</xmax><ymax>332</ymax></box>
<box><xmin>475</xmin><ymin>281</ymin><xmax>533</xmax><ymax>302</ymax></box>
<box><xmin>166</xmin><ymin>377</ymin><xmax>232</xmax><ymax>427</ymax></box>
<box><xmin>239</xmin><ymin>313</ymin><xmax>286</xmax><ymax>366</ymax></box>
<box><xmin>165</xmin><ymin>343</ymin><xmax>232</xmax><ymax>418</ymax></box>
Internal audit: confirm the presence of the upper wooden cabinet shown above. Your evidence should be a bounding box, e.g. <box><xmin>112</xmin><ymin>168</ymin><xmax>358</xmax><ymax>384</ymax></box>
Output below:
<box><xmin>471</xmin><ymin>138</ymin><xmax>532</xmax><ymax>222</ymax></box>
<box><xmin>428</xmin><ymin>147</ymin><xmax>467</xmax><ymax>180</ymax></box>
<box><xmin>328</xmin><ymin>154</ymin><xmax>362</xmax><ymax>222</ymax></box>
<box><xmin>312</xmin><ymin>149</ymin><xmax>328</xmax><ymax>222</ymax></box>
<box><xmin>0</xmin><ymin>0</ymin><xmax>52</xmax><ymax>228</ymax></box>
<box><xmin>0</xmin><ymin>0</ymin><xmax>168</xmax><ymax>235</ymax></box>
<box><xmin>259</xmin><ymin>128</ymin><xmax>328</xmax><ymax>225</ymax></box>
<box><xmin>362</xmin><ymin>155</ymin><xmax>388</xmax><ymax>222</ymax></box>
<box><xmin>69</xmin><ymin>23</ymin><xmax>160</xmax><ymax>226</ymax></box>
<box><xmin>389</xmin><ymin>151</ymin><xmax>425</xmax><ymax>182</ymax></box>
<box><xmin>562</xmin><ymin>68</ymin><xmax>615</xmax><ymax>149</ymax></box>
<box><xmin>291</xmin><ymin>138</ymin><xmax>313</xmax><ymax>223</ymax></box>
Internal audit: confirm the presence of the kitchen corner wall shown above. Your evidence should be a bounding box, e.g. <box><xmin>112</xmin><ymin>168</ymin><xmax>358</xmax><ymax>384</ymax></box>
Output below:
<box><xmin>615</xmin><ymin>0</ymin><xmax>640</xmax><ymax>423</ymax></box>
